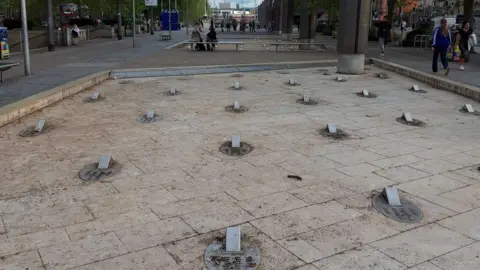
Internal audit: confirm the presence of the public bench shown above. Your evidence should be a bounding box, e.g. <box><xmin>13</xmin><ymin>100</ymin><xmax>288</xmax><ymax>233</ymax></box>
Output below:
<box><xmin>184</xmin><ymin>41</ymin><xmax>245</xmax><ymax>51</ymax></box>
<box><xmin>269</xmin><ymin>43</ymin><xmax>329</xmax><ymax>52</ymax></box>
<box><xmin>159</xmin><ymin>33</ymin><xmax>172</xmax><ymax>40</ymax></box>
<box><xmin>0</xmin><ymin>62</ymin><xmax>19</xmax><ymax>83</ymax></box>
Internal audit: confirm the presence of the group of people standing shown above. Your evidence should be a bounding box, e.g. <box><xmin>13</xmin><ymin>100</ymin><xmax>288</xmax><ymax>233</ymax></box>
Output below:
<box><xmin>377</xmin><ymin>18</ymin><xmax>475</xmax><ymax>75</ymax></box>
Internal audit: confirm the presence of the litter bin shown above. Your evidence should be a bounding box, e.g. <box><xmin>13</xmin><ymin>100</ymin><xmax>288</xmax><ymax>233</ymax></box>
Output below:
<box><xmin>0</xmin><ymin>27</ymin><xmax>9</xmax><ymax>59</ymax></box>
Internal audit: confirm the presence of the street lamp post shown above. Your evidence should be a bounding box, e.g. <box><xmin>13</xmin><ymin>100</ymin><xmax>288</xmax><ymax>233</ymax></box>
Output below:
<box><xmin>169</xmin><ymin>0</ymin><xmax>172</xmax><ymax>36</ymax></box>
<box><xmin>19</xmin><ymin>0</ymin><xmax>30</xmax><ymax>76</ymax></box>
<box><xmin>132</xmin><ymin>0</ymin><xmax>136</xmax><ymax>48</ymax></box>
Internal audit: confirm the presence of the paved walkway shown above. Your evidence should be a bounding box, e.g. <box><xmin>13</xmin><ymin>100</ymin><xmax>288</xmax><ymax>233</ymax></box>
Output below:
<box><xmin>0</xmin><ymin>31</ymin><xmax>190</xmax><ymax>107</ymax></box>
<box><xmin>367</xmin><ymin>46</ymin><xmax>480</xmax><ymax>88</ymax></box>
<box><xmin>1</xmin><ymin>66</ymin><xmax>479</xmax><ymax>270</ymax></box>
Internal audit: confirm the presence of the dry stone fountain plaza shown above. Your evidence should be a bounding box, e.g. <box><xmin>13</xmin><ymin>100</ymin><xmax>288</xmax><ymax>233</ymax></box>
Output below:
<box><xmin>1</xmin><ymin>64</ymin><xmax>480</xmax><ymax>269</ymax></box>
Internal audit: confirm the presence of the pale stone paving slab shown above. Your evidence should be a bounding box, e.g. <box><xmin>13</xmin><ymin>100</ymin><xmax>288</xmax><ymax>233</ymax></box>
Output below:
<box><xmin>0</xmin><ymin>192</ymin><xmax>53</xmax><ymax>215</ymax></box>
<box><xmin>0</xmin><ymin>250</ymin><xmax>45</xmax><ymax>270</ymax></box>
<box><xmin>430</xmin><ymin>242</ymin><xmax>480</xmax><ymax>270</ymax></box>
<box><xmin>39</xmin><ymin>232</ymin><xmax>128</xmax><ymax>270</ymax></box>
<box><xmin>437</xmin><ymin>207</ymin><xmax>480</xmax><ymax>240</ymax></box>
<box><xmin>115</xmin><ymin>218</ymin><xmax>196</xmax><ymax>252</ymax></box>
<box><xmin>64</xmin><ymin>210</ymin><xmax>159</xmax><ymax>241</ymax></box>
<box><xmin>235</xmin><ymin>192</ymin><xmax>308</xmax><ymax>218</ymax></box>
<box><xmin>278</xmin><ymin>215</ymin><xmax>399</xmax><ymax>263</ymax></box>
<box><xmin>407</xmin><ymin>262</ymin><xmax>444</xmax><ymax>270</ymax></box>
<box><xmin>0</xmin><ymin>228</ymin><xmax>69</xmax><ymax>256</ymax></box>
<box><xmin>181</xmin><ymin>204</ymin><xmax>254</xmax><ymax>233</ymax></box>
<box><xmin>440</xmin><ymin>152</ymin><xmax>480</xmax><ymax>166</ymax></box>
<box><xmin>323</xmin><ymin>149</ymin><xmax>386</xmax><ymax>166</ymax></box>
<box><xmin>435</xmin><ymin>184</ymin><xmax>480</xmax><ymax>211</ymax></box>
<box><xmin>3</xmin><ymin>203</ymin><xmax>93</xmax><ymax>236</ymax></box>
<box><xmin>163</xmin><ymin>174</ymin><xmax>242</xmax><ymax>200</ymax></box>
<box><xmin>312</xmin><ymin>245</ymin><xmax>407</xmax><ymax>270</ymax></box>
<box><xmin>71</xmin><ymin>247</ymin><xmax>182</xmax><ymax>270</ymax></box>
<box><xmin>367</xmin><ymin>154</ymin><xmax>425</xmax><ymax>169</ymax></box>
<box><xmin>408</xmin><ymin>158</ymin><xmax>464</xmax><ymax>174</ymax></box>
<box><xmin>334</xmin><ymin>173</ymin><xmax>396</xmax><ymax>193</ymax></box>
<box><xmin>335</xmin><ymin>163</ymin><xmax>381</xmax><ymax>176</ymax></box>
<box><xmin>289</xmin><ymin>181</ymin><xmax>356</xmax><ymax>204</ymax></box>
<box><xmin>150</xmin><ymin>192</ymin><xmax>237</xmax><ymax>219</ymax></box>
<box><xmin>370</xmin><ymin>223</ymin><xmax>474</xmax><ymax>267</ymax></box>
<box><xmin>374</xmin><ymin>165</ymin><xmax>431</xmax><ymax>183</ymax></box>
<box><xmin>365</xmin><ymin>141</ymin><xmax>426</xmax><ymax>157</ymax></box>
<box><xmin>250</xmin><ymin>201</ymin><xmax>363</xmax><ymax>240</ymax></box>
<box><xmin>397</xmin><ymin>174</ymin><xmax>468</xmax><ymax>197</ymax></box>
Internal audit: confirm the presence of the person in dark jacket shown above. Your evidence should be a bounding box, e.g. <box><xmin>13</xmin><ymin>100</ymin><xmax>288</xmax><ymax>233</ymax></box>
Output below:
<box><xmin>206</xmin><ymin>27</ymin><xmax>217</xmax><ymax>51</ymax></box>
<box><xmin>459</xmin><ymin>21</ymin><xmax>473</xmax><ymax>70</ymax></box>
<box><xmin>377</xmin><ymin>23</ymin><xmax>391</xmax><ymax>57</ymax></box>
<box><xmin>431</xmin><ymin>18</ymin><xmax>452</xmax><ymax>75</ymax></box>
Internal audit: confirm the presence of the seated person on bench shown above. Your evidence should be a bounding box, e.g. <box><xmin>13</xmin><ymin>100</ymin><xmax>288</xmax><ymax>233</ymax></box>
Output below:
<box><xmin>191</xmin><ymin>22</ymin><xmax>206</xmax><ymax>51</ymax></box>
<box><xmin>206</xmin><ymin>27</ymin><xmax>218</xmax><ymax>51</ymax></box>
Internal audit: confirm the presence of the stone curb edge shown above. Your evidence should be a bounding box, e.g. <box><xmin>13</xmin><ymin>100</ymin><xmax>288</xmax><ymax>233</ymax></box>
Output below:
<box><xmin>369</xmin><ymin>57</ymin><xmax>480</xmax><ymax>102</ymax></box>
<box><xmin>110</xmin><ymin>60</ymin><xmax>340</xmax><ymax>78</ymax></box>
<box><xmin>0</xmin><ymin>71</ymin><xmax>110</xmax><ymax>128</ymax></box>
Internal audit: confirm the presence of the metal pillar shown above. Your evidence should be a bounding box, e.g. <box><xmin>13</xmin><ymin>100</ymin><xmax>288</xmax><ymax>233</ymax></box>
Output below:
<box><xmin>299</xmin><ymin>0</ymin><xmax>309</xmax><ymax>45</ymax></box>
<box><xmin>168</xmin><ymin>0</ymin><xmax>172</xmax><ymax>36</ymax></box>
<box><xmin>186</xmin><ymin>0</ymin><xmax>189</xmax><ymax>35</ymax></box>
<box><xmin>150</xmin><ymin>7</ymin><xmax>154</xmax><ymax>35</ymax></box>
<box><xmin>278</xmin><ymin>0</ymin><xmax>283</xmax><ymax>35</ymax></box>
<box><xmin>20</xmin><ymin>0</ymin><xmax>30</xmax><ymax>76</ymax></box>
<box><xmin>117</xmin><ymin>0</ymin><xmax>123</xmax><ymax>40</ymax></box>
<box><xmin>47</xmin><ymin>0</ymin><xmax>55</xmax><ymax>51</ymax></box>
<box><xmin>286</xmin><ymin>0</ymin><xmax>293</xmax><ymax>38</ymax></box>
<box><xmin>132</xmin><ymin>0</ymin><xmax>136</xmax><ymax>48</ymax></box>
<box><xmin>337</xmin><ymin>0</ymin><xmax>371</xmax><ymax>74</ymax></box>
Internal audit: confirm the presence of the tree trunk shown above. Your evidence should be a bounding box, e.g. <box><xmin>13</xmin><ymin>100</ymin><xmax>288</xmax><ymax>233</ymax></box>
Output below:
<box><xmin>387</xmin><ymin>0</ymin><xmax>395</xmax><ymax>23</ymax></box>
<box><xmin>464</xmin><ymin>0</ymin><xmax>474</xmax><ymax>25</ymax></box>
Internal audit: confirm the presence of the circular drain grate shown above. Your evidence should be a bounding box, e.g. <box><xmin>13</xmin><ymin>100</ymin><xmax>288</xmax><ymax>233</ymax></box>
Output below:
<box><xmin>285</xmin><ymin>82</ymin><xmax>301</xmax><ymax>86</ymax></box>
<box><xmin>409</xmin><ymin>88</ymin><xmax>428</xmax><ymax>94</ymax></box>
<box><xmin>219</xmin><ymin>141</ymin><xmax>253</xmax><ymax>156</ymax></box>
<box><xmin>228</xmin><ymin>86</ymin><xmax>245</xmax><ymax>91</ymax></box>
<box><xmin>78</xmin><ymin>162</ymin><xmax>122</xmax><ymax>182</ymax></box>
<box><xmin>356</xmin><ymin>92</ymin><xmax>378</xmax><ymax>98</ymax></box>
<box><xmin>163</xmin><ymin>90</ymin><xmax>182</xmax><ymax>96</ymax></box>
<box><xmin>372</xmin><ymin>193</ymin><xmax>423</xmax><ymax>223</ymax></box>
<box><xmin>225</xmin><ymin>105</ymin><xmax>249</xmax><ymax>113</ymax></box>
<box><xmin>118</xmin><ymin>80</ymin><xmax>134</xmax><ymax>84</ymax></box>
<box><xmin>230</xmin><ymin>74</ymin><xmax>244</xmax><ymax>77</ymax></box>
<box><xmin>136</xmin><ymin>114</ymin><xmax>161</xmax><ymax>123</ymax></box>
<box><xmin>83</xmin><ymin>95</ymin><xmax>105</xmax><ymax>103</ymax></box>
<box><xmin>19</xmin><ymin>125</ymin><xmax>53</xmax><ymax>137</ymax></box>
<box><xmin>375</xmin><ymin>73</ymin><xmax>389</xmax><ymax>79</ymax></box>
<box><xmin>458</xmin><ymin>108</ymin><xmax>480</xmax><ymax>116</ymax></box>
<box><xmin>396</xmin><ymin>117</ymin><xmax>426</xmax><ymax>127</ymax></box>
<box><xmin>296</xmin><ymin>98</ymin><xmax>318</xmax><ymax>105</ymax></box>
<box><xmin>319</xmin><ymin>128</ymin><xmax>350</xmax><ymax>140</ymax></box>
<box><xmin>205</xmin><ymin>237</ymin><xmax>261</xmax><ymax>270</ymax></box>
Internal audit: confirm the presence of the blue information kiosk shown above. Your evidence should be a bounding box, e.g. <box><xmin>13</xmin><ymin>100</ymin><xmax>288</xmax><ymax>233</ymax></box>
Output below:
<box><xmin>160</xmin><ymin>9</ymin><xmax>180</xmax><ymax>31</ymax></box>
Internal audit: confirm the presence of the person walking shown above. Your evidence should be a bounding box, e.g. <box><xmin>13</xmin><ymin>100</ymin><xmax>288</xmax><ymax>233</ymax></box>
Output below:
<box><xmin>459</xmin><ymin>21</ymin><xmax>473</xmax><ymax>71</ymax></box>
<box><xmin>377</xmin><ymin>22</ymin><xmax>391</xmax><ymax>57</ymax></box>
<box><xmin>431</xmin><ymin>18</ymin><xmax>452</xmax><ymax>76</ymax></box>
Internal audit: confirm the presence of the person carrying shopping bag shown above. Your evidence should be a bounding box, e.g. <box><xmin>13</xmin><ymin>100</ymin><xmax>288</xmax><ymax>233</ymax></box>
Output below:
<box><xmin>431</xmin><ymin>18</ymin><xmax>452</xmax><ymax>76</ymax></box>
